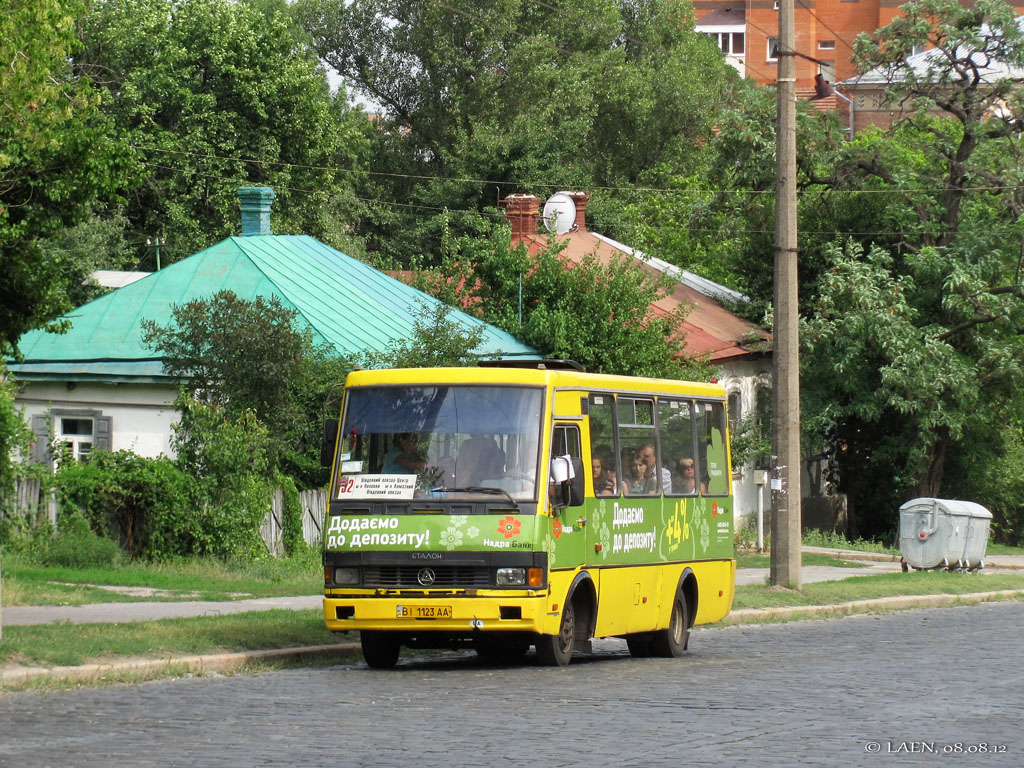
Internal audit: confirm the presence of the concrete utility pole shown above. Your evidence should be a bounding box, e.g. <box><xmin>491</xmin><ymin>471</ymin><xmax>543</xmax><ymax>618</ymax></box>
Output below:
<box><xmin>770</xmin><ymin>0</ymin><xmax>802</xmax><ymax>588</ymax></box>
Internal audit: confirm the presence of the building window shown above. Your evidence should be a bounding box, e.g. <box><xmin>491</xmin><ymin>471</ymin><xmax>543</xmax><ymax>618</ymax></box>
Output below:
<box><xmin>701</xmin><ymin>31</ymin><xmax>745</xmax><ymax>56</ymax></box>
<box><xmin>727</xmin><ymin>390</ymin><xmax>742</xmax><ymax>435</ymax></box>
<box><xmin>31</xmin><ymin>409</ymin><xmax>111</xmax><ymax>465</ymax></box>
<box><xmin>819</xmin><ymin>60</ymin><xmax>835</xmax><ymax>82</ymax></box>
<box><xmin>818</xmin><ymin>40</ymin><xmax>836</xmax><ymax>50</ymax></box>
<box><xmin>767</xmin><ymin>37</ymin><xmax>780</xmax><ymax>62</ymax></box>
<box><xmin>754</xmin><ymin>385</ymin><xmax>772</xmax><ymax>470</ymax></box>
<box><xmin>58</xmin><ymin>417</ymin><xmax>94</xmax><ymax>462</ymax></box>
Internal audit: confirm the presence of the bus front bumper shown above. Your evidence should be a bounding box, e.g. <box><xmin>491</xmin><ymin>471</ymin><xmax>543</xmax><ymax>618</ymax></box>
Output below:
<box><xmin>323</xmin><ymin>591</ymin><xmax>551</xmax><ymax>635</ymax></box>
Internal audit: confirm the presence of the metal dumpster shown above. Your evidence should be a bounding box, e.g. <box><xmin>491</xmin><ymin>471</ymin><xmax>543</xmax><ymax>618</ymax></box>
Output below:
<box><xmin>899</xmin><ymin>498</ymin><xmax>992</xmax><ymax>571</ymax></box>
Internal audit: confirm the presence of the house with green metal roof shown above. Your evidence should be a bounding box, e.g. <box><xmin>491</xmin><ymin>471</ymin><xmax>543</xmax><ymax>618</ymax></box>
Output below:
<box><xmin>9</xmin><ymin>187</ymin><xmax>535</xmax><ymax>461</ymax></box>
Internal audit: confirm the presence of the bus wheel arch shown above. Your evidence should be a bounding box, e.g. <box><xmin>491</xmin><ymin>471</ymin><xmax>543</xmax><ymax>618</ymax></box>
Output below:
<box><xmin>650</xmin><ymin>569</ymin><xmax>697</xmax><ymax>658</ymax></box>
<box><xmin>680</xmin><ymin>568</ymin><xmax>698</xmax><ymax>631</ymax></box>
<box><xmin>536</xmin><ymin>571</ymin><xmax>596</xmax><ymax>667</ymax></box>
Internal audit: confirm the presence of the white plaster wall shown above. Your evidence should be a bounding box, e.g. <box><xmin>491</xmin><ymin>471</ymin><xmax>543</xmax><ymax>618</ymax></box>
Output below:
<box><xmin>16</xmin><ymin>381</ymin><xmax>181</xmax><ymax>458</ymax></box>
<box><xmin>719</xmin><ymin>358</ymin><xmax>772</xmax><ymax>533</ymax></box>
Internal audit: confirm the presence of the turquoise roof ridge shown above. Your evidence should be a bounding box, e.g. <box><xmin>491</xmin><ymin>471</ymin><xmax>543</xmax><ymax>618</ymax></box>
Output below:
<box><xmin>10</xmin><ymin>234</ymin><xmax>534</xmax><ymax>381</ymax></box>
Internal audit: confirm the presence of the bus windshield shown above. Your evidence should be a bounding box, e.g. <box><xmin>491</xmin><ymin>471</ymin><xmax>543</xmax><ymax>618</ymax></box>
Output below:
<box><xmin>334</xmin><ymin>385</ymin><xmax>544</xmax><ymax>502</ymax></box>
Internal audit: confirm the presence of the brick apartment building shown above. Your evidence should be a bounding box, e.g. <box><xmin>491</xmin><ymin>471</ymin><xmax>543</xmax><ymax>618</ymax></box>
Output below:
<box><xmin>694</xmin><ymin>0</ymin><xmax>1024</xmax><ymax>133</ymax></box>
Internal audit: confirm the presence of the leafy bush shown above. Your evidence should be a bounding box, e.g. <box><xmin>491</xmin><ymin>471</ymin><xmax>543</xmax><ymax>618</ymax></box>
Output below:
<box><xmin>56</xmin><ymin>449</ymin><xmax>195</xmax><ymax>559</ymax></box>
<box><xmin>41</xmin><ymin>514</ymin><xmax>123</xmax><ymax>569</ymax></box>
<box><xmin>0</xmin><ymin>362</ymin><xmax>31</xmax><ymax>503</ymax></box>
<box><xmin>277</xmin><ymin>473</ymin><xmax>306</xmax><ymax>556</ymax></box>
<box><xmin>172</xmin><ymin>396</ymin><xmax>272</xmax><ymax>559</ymax></box>
<box><xmin>944</xmin><ymin>419</ymin><xmax>1024</xmax><ymax>546</ymax></box>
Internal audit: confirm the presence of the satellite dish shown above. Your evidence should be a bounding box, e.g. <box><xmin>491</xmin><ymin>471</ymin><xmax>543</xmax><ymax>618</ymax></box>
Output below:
<box><xmin>542</xmin><ymin>192</ymin><xmax>576</xmax><ymax>234</ymax></box>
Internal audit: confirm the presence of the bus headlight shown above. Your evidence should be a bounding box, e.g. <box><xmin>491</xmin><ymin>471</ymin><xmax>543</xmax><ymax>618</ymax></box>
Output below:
<box><xmin>496</xmin><ymin>567</ymin><xmax>526</xmax><ymax>586</ymax></box>
<box><xmin>333</xmin><ymin>567</ymin><xmax>360</xmax><ymax>585</ymax></box>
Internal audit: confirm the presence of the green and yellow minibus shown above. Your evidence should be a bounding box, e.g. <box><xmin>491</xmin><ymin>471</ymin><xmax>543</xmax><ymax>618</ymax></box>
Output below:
<box><xmin>322</xmin><ymin>360</ymin><xmax>735</xmax><ymax>667</ymax></box>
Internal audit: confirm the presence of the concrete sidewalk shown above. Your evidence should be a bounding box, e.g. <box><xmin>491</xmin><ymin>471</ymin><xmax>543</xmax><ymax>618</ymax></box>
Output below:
<box><xmin>2</xmin><ymin>595</ymin><xmax>322</xmax><ymax>627</ymax></box>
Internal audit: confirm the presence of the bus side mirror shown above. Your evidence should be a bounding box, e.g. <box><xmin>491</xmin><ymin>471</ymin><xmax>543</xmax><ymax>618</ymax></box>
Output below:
<box><xmin>321</xmin><ymin>418</ymin><xmax>339</xmax><ymax>468</ymax></box>
<box><xmin>550</xmin><ymin>455</ymin><xmax>585</xmax><ymax>510</ymax></box>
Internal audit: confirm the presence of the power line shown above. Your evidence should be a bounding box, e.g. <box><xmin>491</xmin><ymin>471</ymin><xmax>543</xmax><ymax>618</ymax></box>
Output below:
<box><xmin>134</xmin><ymin>149</ymin><xmax>1024</xmax><ymax>198</ymax></box>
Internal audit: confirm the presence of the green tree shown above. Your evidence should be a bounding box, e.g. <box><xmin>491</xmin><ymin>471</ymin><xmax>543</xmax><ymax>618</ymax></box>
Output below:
<box><xmin>359</xmin><ymin>302</ymin><xmax>488</xmax><ymax>369</ymax></box>
<box><xmin>0</xmin><ymin>0</ymin><xmax>132</xmax><ymax>356</ymax></box>
<box><xmin>627</xmin><ymin>84</ymin><xmax>849</xmax><ymax>319</ymax></box>
<box><xmin>795</xmin><ymin>0</ymin><xmax>1024</xmax><ymax>536</ymax></box>
<box><xmin>0</xmin><ymin>363</ymin><xmax>31</xmax><ymax>506</ymax></box>
<box><xmin>171</xmin><ymin>396</ymin><xmax>272</xmax><ymax>558</ymax></box>
<box><xmin>412</xmin><ymin>226</ymin><xmax>713</xmax><ymax>380</ymax></box>
<box><xmin>295</xmin><ymin>0</ymin><xmax>740</xmax><ymax>266</ymax></box>
<box><xmin>142</xmin><ymin>291</ymin><xmax>350</xmax><ymax>484</ymax></box>
<box><xmin>38</xmin><ymin>206</ymin><xmax>135</xmax><ymax>308</ymax></box>
<box><xmin>660</xmin><ymin>0</ymin><xmax>1024</xmax><ymax>536</ymax></box>
<box><xmin>75</xmin><ymin>0</ymin><xmax>370</xmax><ymax>263</ymax></box>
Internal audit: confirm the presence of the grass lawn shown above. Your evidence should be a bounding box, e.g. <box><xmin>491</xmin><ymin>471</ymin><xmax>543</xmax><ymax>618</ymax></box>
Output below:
<box><xmin>986</xmin><ymin>542</ymin><xmax>1024</xmax><ymax>556</ymax></box>
<box><xmin>733</xmin><ymin>569</ymin><xmax>1024</xmax><ymax>610</ymax></box>
<box><xmin>1</xmin><ymin>552</ymin><xmax>322</xmax><ymax>607</ymax></box>
<box><xmin>735</xmin><ymin>551</ymin><xmax>872</xmax><ymax>569</ymax></box>
<box><xmin>0</xmin><ymin>609</ymin><xmax>339</xmax><ymax>668</ymax></box>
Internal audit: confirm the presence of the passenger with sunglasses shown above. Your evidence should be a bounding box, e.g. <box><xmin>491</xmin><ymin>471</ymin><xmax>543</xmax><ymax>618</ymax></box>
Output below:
<box><xmin>673</xmin><ymin>457</ymin><xmax>707</xmax><ymax>495</ymax></box>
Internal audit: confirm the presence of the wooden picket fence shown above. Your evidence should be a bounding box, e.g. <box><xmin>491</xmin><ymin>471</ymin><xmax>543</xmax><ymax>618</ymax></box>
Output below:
<box><xmin>258</xmin><ymin>489</ymin><xmax>327</xmax><ymax>555</ymax></box>
<box><xmin>1</xmin><ymin>477</ymin><xmax>58</xmax><ymax>528</ymax></box>
<box><xmin>3</xmin><ymin>479</ymin><xmax>327</xmax><ymax>556</ymax></box>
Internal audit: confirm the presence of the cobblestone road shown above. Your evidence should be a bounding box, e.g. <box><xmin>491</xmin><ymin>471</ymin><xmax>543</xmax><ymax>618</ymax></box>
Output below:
<box><xmin>1</xmin><ymin>602</ymin><xmax>1021</xmax><ymax>768</ymax></box>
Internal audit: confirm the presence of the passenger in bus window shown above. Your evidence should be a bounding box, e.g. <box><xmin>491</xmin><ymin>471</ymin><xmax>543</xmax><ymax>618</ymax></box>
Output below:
<box><xmin>639</xmin><ymin>442</ymin><xmax>672</xmax><ymax>494</ymax></box>
<box><xmin>628</xmin><ymin>452</ymin><xmax>658</xmax><ymax>494</ymax></box>
<box><xmin>592</xmin><ymin>453</ymin><xmax>617</xmax><ymax>495</ymax></box>
<box><xmin>381</xmin><ymin>432</ymin><xmax>428</xmax><ymax>474</ymax></box>
<box><xmin>673</xmin><ymin>457</ymin><xmax>707</xmax><ymax>495</ymax></box>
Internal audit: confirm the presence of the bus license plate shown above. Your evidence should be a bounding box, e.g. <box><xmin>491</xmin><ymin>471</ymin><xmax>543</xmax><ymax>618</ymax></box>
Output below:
<box><xmin>397</xmin><ymin>605</ymin><xmax>452</xmax><ymax>619</ymax></box>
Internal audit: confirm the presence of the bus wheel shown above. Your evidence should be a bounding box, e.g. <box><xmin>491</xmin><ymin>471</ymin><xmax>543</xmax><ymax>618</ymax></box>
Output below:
<box><xmin>650</xmin><ymin>595</ymin><xmax>690</xmax><ymax>658</ymax></box>
<box><xmin>626</xmin><ymin>634</ymin><xmax>652</xmax><ymax>658</ymax></box>
<box><xmin>361</xmin><ymin>630</ymin><xmax>401</xmax><ymax>669</ymax></box>
<box><xmin>536</xmin><ymin>600</ymin><xmax>576</xmax><ymax>667</ymax></box>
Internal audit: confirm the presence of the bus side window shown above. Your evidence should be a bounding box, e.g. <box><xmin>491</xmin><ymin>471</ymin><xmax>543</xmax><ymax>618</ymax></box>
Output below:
<box><xmin>618</xmin><ymin>397</ymin><xmax>659</xmax><ymax>496</ymax></box>
<box><xmin>551</xmin><ymin>424</ymin><xmax>584</xmax><ymax>507</ymax></box>
<box><xmin>698</xmin><ymin>402</ymin><xmax>729</xmax><ymax>495</ymax></box>
<box><xmin>588</xmin><ymin>393</ymin><xmax>619</xmax><ymax>496</ymax></box>
<box><xmin>658</xmin><ymin>399</ymin><xmax>701</xmax><ymax>495</ymax></box>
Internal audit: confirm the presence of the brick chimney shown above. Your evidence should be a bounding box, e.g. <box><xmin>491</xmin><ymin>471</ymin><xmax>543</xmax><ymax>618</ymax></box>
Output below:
<box><xmin>567</xmin><ymin>191</ymin><xmax>590</xmax><ymax>233</ymax></box>
<box><xmin>502</xmin><ymin>194</ymin><xmax>541</xmax><ymax>237</ymax></box>
<box><xmin>238</xmin><ymin>186</ymin><xmax>276</xmax><ymax>236</ymax></box>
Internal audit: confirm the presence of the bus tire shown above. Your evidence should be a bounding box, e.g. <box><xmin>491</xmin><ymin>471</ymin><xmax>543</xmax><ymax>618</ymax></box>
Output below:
<box><xmin>361</xmin><ymin>630</ymin><xmax>401</xmax><ymax>669</ymax></box>
<box><xmin>536</xmin><ymin>600</ymin><xmax>576</xmax><ymax>667</ymax></box>
<box><xmin>650</xmin><ymin>594</ymin><xmax>690</xmax><ymax>658</ymax></box>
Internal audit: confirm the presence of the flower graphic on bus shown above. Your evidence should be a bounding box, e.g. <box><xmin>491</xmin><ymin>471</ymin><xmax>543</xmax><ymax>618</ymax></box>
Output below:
<box><xmin>552</xmin><ymin>518</ymin><xmax>563</xmax><ymax>540</ymax></box>
<box><xmin>440</xmin><ymin>526</ymin><xmax>463</xmax><ymax>550</ymax></box>
<box><xmin>497</xmin><ymin>516</ymin><xmax>521</xmax><ymax>539</ymax></box>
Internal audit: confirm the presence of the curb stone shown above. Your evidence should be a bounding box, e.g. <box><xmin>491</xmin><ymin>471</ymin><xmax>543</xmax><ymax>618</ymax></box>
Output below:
<box><xmin>0</xmin><ymin>642</ymin><xmax>360</xmax><ymax>689</ymax></box>
<box><xmin>726</xmin><ymin>588</ymin><xmax>1024</xmax><ymax>623</ymax></box>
